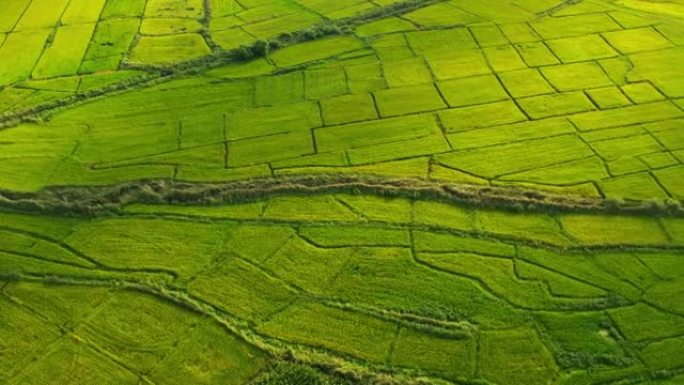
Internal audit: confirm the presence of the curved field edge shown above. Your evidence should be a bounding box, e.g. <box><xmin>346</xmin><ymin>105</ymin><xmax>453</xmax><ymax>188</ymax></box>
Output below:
<box><xmin>1</xmin><ymin>186</ymin><xmax>684</xmax><ymax>385</ymax></box>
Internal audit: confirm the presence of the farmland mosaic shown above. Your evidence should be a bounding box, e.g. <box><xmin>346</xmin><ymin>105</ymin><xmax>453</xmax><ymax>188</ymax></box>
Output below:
<box><xmin>1</xmin><ymin>0</ymin><xmax>683</xmax><ymax>384</ymax></box>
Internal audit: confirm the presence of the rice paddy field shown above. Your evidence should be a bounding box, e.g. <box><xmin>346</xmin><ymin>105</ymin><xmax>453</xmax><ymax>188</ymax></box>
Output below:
<box><xmin>1</xmin><ymin>0</ymin><xmax>683</xmax><ymax>384</ymax></box>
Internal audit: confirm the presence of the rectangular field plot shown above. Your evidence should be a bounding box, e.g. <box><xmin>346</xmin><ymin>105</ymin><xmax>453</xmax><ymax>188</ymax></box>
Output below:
<box><xmin>130</xmin><ymin>34</ymin><xmax>211</xmax><ymax>64</ymax></box>
<box><xmin>140</xmin><ymin>18</ymin><xmax>204</xmax><ymax>35</ymax></box>
<box><xmin>479</xmin><ymin>328</ymin><xmax>558</xmax><ymax>385</ymax></box>
<box><xmin>373</xmin><ymin>38</ymin><xmax>415</xmax><ymax>61</ymax></box>
<box><xmin>189</xmin><ymin>257</ymin><xmax>296</xmax><ymax>322</ymax></box>
<box><xmin>621</xmin><ymin>82</ymin><xmax>665</xmax><ymax>103</ymax></box>
<box><xmin>81</xmin><ymin>18</ymin><xmax>140</xmax><ymax>73</ymax></box>
<box><xmin>438</xmin><ymin>75</ymin><xmax>508</xmax><ymax>107</ymax></box>
<box><xmin>530</xmin><ymin>13</ymin><xmax>621</xmax><ymax>39</ymax></box>
<box><xmin>498</xmin><ymin>156</ymin><xmax>607</xmax><ymax>185</ymax></box>
<box><xmin>0</xmin><ymin>0</ymin><xmax>30</xmax><ymax>32</ymax></box>
<box><xmin>471</xmin><ymin>24</ymin><xmax>508</xmax><ymax>47</ymax></box>
<box><xmin>227</xmin><ymin>102</ymin><xmax>321</xmax><ymax>140</ymax></box>
<box><xmin>405</xmin><ymin>3</ymin><xmax>479</xmax><ymax>27</ymax></box>
<box><xmin>413</xmin><ymin>200</ymin><xmax>473</xmax><ymax>230</ymax></box>
<box><xmin>0</xmin><ymin>29</ymin><xmax>51</xmax><ymax>85</ymax></box>
<box><xmin>0</xmin><ymin>297</ymin><xmax>61</xmax><ymax>379</ymax></box>
<box><xmin>228</xmin><ymin>130</ymin><xmax>314</xmax><ymax>167</ymax></box>
<box><xmin>102</xmin><ymin>0</ymin><xmax>146</xmax><ymax>18</ymax></box>
<box><xmin>590</xmin><ymin>134</ymin><xmax>663</xmax><ymax>160</ymax></box>
<box><xmin>609</xmin><ymin>303</ymin><xmax>684</xmax><ymax>342</ymax></box>
<box><xmin>356</xmin><ymin>17</ymin><xmax>416</xmax><ymax>36</ymax></box>
<box><xmin>417</xmin><ymin>252</ymin><xmax>555</xmax><ymax>308</ymax></box>
<box><xmin>315</xmin><ymin>113</ymin><xmax>439</xmax><ymax>152</ymax></box>
<box><xmin>537</xmin><ymin>312</ymin><xmax>629</xmax><ymax>369</ymax></box>
<box><xmin>426</xmin><ymin>49</ymin><xmax>491</xmax><ymax>80</ymax></box>
<box><xmin>305</xmin><ymin>67</ymin><xmax>348</xmax><ymax>99</ymax></box>
<box><xmin>517</xmin><ymin>92</ymin><xmax>596</xmax><ymax>119</ymax></box>
<box><xmin>64</xmin><ymin>218</ymin><xmax>226</xmax><ymax>278</ymax></box>
<box><xmin>74</xmin><ymin>120</ymin><xmax>178</xmax><ymax>163</ymax></box>
<box><xmin>374</xmin><ymin>84</ymin><xmax>446</xmax><ymax>117</ymax></box>
<box><xmin>149</xmin><ymin>320</ymin><xmax>266</xmax><ymax>385</ymax></box>
<box><xmin>8</xmin><ymin>339</ymin><xmax>140</xmax><ymax>385</ymax></box>
<box><xmin>236</xmin><ymin>2</ymin><xmax>298</xmax><ymax>23</ymax></box>
<box><xmin>259</xmin><ymin>241</ymin><xmax>351</xmax><ymax>293</ymax></box>
<box><xmin>145</xmin><ymin>0</ymin><xmax>204</xmax><ymax>18</ymax></box>
<box><xmin>570</xmin><ymin>101</ymin><xmax>684</xmax><ymax>131</ymax></box>
<box><xmin>32</xmin><ymin>24</ymin><xmax>96</xmax><ymax>79</ymax></box>
<box><xmin>295</xmin><ymin>0</ymin><xmax>370</xmax><ymax>18</ymax></box>
<box><xmin>476</xmin><ymin>209</ymin><xmax>568</xmax><ymax>245</ymax></box>
<box><xmin>515</xmin><ymin>42</ymin><xmax>560</xmax><ymax>66</ymax></box>
<box><xmin>406</xmin><ymin>28</ymin><xmax>478</xmax><ymax>55</ymax></box>
<box><xmin>271</xmin><ymin>35</ymin><xmax>366</xmax><ymax>67</ymax></box>
<box><xmin>242</xmin><ymin>11</ymin><xmax>321</xmax><ymax>39</ymax></box>
<box><xmin>257</xmin><ymin>302</ymin><xmax>395</xmax><ymax>362</ymax></box>
<box><xmin>61</xmin><ymin>0</ymin><xmax>108</xmax><ymax>24</ymax></box>
<box><xmin>586</xmin><ymin>87</ymin><xmax>632</xmax><ymax>109</ymax></box>
<box><xmin>5</xmin><ymin>282</ymin><xmax>110</xmax><ymax>327</ymax></box>
<box><xmin>546</xmin><ymin>34</ymin><xmax>618</xmax><ymax>63</ymax></box>
<box><xmin>321</xmin><ymin>93</ymin><xmax>377</xmax><ymax>125</ymax></box>
<box><xmin>300</xmin><ymin>226</ymin><xmax>409</xmax><ymax>247</ymax></box>
<box><xmin>640</xmin><ymin>151</ymin><xmax>678</xmax><ymax>169</ymax></box>
<box><xmin>450</xmin><ymin>0</ymin><xmax>533</xmax><ymax>23</ymax></box>
<box><xmin>438</xmin><ymin>101</ymin><xmax>527</xmax><ymax>132</ymax></box>
<box><xmin>560</xmin><ymin>214</ymin><xmax>669</xmax><ymax>245</ymax></box>
<box><xmin>391</xmin><ymin>327</ymin><xmax>477</xmax><ymax>378</ymax></box>
<box><xmin>212</xmin><ymin>27</ymin><xmax>255</xmax><ymax>49</ymax></box>
<box><xmin>19</xmin><ymin>76</ymin><xmax>81</xmax><ymax>92</ymax></box>
<box><xmin>265</xmin><ymin>195</ymin><xmax>358</xmax><ymax>222</ymax></box>
<box><xmin>337</xmin><ymin>194</ymin><xmax>413</xmax><ymax>223</ymax></box>
<box><xmin>0</xmin><ymin>88</ymin><xmax>35</xmax><ymax>112</ymax></box>
<box><xmin>500</xmin><ymin>23</ymin><xmax>540</xmax><ymax>43</ymax></box>
<box><xmin>383</xmin><ymin>58</ymin><xmax>433</xmax><ymax>87</ymax></box>
<box><xmin>482</xmin><ymin>45</ymin><xmax>527</xmax><ymax>72</ymax></box>
<box><xmin>655</xmin><ymin>165</ymin><xmax>684</xmax><ymax>199</ymax></box>
<box><xmin>346</xmin><ymin>62</ymin><xmax>387</xmax><ymax>93</ymax></box>
<box><xmin>499</xmin><ymin>68</ymin><xmax>554</xmax><ymax>98</ymax></box>
<box><xmin>79</xmin><ymin>290</ymin><xmax>200</xmax><ymax>372</ymax></box>
<box><xmin>326</xmin><ymin>247</ymin><xmax>520</xmax><ymax>327</ymax></box>
<box><xmin>13</xmin><ymin>0</ymin><xmax>70</xmax><ymax>31</ymax></box>
<box><xmin>414</xmin><ymin>231</ymin><xmax>514</xmax><ymax>256</ymax></box>
<box><xmin>600</xmin><ymin>172</ymin><xmax>669</xmax><ymax>200</ymax></box>
<box><xmin>255</xmin><ymin>72</ymin><xmax>305</xmax><ymax>105</ymax></box>
<box><xmin>447</xmin><ymin>117</ymin><xmax>575</xmax><ymax>150</ymax></box>
<box><xmin>347</xmin><ymin>134</ymin><xmax>450</xmax><ymax>164</ymax></box>
<box><xmin>639</xmin><ymin>336</ymin><xmax>684</xmax><ymax>371</ymax></box>
<box><xmin>515</xmin><ymin>260</ymin><xmax>607</xmax><ymax>298</ymax></box>
<box><xmin>437</xmin><ymin>134</ymin><xmax>593</xmax><ymax>178</ymax></box>
<box><xmin>541</xmin><ymin>62</ymin><xmax>614</xmax><ymax>91</ymax></box>
<box><xmin>603</xmin><ymin>27</ymin><xmax>674</xmax><ymax>53</ymax></box>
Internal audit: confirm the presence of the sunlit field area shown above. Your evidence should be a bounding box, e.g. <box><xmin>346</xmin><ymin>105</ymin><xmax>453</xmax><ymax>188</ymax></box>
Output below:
<box><xmin>1</xmin><ymin>0</ymin><xmax>683</xmax><ymax>384</ymax></box>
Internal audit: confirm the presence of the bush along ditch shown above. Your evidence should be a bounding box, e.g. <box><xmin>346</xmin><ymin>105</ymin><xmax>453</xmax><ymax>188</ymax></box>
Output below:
<box><xmin>0</xmin><ymin>174</ymin><xmax>681</xmax><ymax>218</ymax></box>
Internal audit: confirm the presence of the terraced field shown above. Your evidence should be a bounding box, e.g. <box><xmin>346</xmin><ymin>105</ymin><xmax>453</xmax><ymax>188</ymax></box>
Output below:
<box><xmin>1</xmin><ymin>0</ymin><xmax>684</xmax><ymax>384</ymax></box>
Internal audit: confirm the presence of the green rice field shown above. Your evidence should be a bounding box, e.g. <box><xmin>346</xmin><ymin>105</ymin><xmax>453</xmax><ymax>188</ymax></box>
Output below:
<box><xmin>1</xmin><ymin>0</ymin><xmax>683</xmax><ymax>384</ymax></box>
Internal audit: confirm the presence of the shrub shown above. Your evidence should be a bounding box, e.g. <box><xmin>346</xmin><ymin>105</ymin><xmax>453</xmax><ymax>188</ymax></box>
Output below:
<box><xmin>250</xmin><ymin>362</ymin><xmax>354</xmax><ymax>385</ymax></box>
<box><xmin>235</xmin><ymin>44</ymin><xmax>255</xmax><ymax>61</ymax></box>
<box><xmin>253</xmin><ymin>39</ymin><xmax>270</xmax><ymax>56</ymax></box>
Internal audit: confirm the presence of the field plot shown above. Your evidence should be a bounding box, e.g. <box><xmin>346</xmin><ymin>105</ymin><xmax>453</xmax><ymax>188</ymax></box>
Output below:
<box><xmin>1</xmin><ymin>191</ymin><xmax>683</xmax><ymax>385</ymax></box>
<box><xmin>1</xmin><ymin>0</ymin><xmax>684</xmax><ymax>384</ymax></box>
